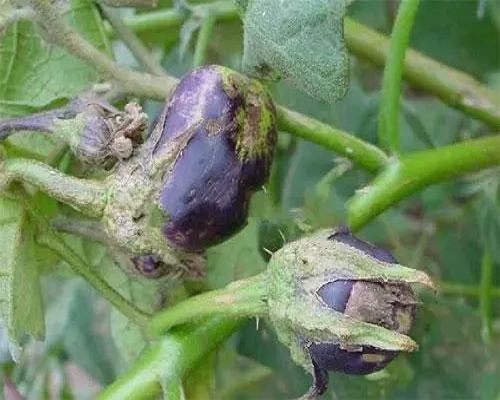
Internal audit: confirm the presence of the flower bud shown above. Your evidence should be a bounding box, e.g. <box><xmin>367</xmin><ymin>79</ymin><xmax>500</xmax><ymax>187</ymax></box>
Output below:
<box><xmin>72</xmin><ymin>101</ymin><xmax>147</xmax><ymax>168</ymax></box>
<box><xmin>266</xmin><ymin>226</ymin><xmax>433</xmax><ymax>398</ymax></box>
<box><xmin>155</xmin><ymin>65</ymin><xmax>277</xmax><ymax>250</ymax></box>
<box><xmin>0</xmin><ymin>96</ymin><xmax>147</xmax><ymax>168</ymax></box>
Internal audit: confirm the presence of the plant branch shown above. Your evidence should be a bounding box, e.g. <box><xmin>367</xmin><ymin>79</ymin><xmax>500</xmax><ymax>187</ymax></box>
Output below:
<box><xmin>378</xmin><ymin>0</ymin><xmax>420</xmax><ymax>153</ymax></box>
<box><xmin>347</xmin><ymin>134</ymin><xmax>500</xmax><ymax>230</ymax></box>
<box><xmin>96</xmin><ymin>317</ymin><xmax>243</xmax><ymax>400</ymax></box>
<box><xmin>97</xmin><ymin>0</ymin><xmax>157</xmax><ymax>8</ymax></box>
<box><xmin>276</xmin><ymin>106</ymin><xmax>389</xmax><ymax>173</ymax></box>
<box><xmin>104</xmin><ymin>2</ymin><xmax>238</xmax><ymax>39</ymax></box>
<box><xmin>193</xmin><ymin>12</ymin><xmax>216</xmax><ymax>68</ymax></box>
<box><xmin>344</xmin><ymin>18</ymin><xmax>500</xmax><ymax>129</ymax></box>
<box><xmin>438</xmin><ymin>282</ymin><xmax>500</xmax><ymax>297</ymax></box>
<box><xmin>26</xmin><ymin>0</ymin><xmax>177</xmax><ymax>99</ymax></box>
<box><xmin>480</xmin><ymin>250</ymin><xmax>493</xmax><ymax>342</ymax></box>
<box><xmin>0</xmin><ymin>158</ymin><xmax>108</xmax><ymax>218</ymax></box>
<box><xmin>37</xmin><ymin>231</ymin><xmax>151</xmax><ymax>327</ymax></box>
<box><xmin>100</xmin><ymin>5</ymin><xmax>167</xmax><ymax>76</ymax></box>
<box><xmin>148</xmin><ymin>273</ymin><xmax>268</xmax><ymax>337</ymax></box>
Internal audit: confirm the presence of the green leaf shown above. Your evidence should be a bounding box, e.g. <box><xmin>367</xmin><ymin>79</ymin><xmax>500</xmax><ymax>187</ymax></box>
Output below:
<box><xmin>410</xmin><ymin>0</ymin><xmax>500</xmax><ymax>78</ymax></box>
<box><xmin>0</xmin><ymin>0</ymin><xmax>111</xmax><ymax>114</ymax></box>
<box><xmin>43</xmin><ymin>278</ymin><xmax>119</xmax><ymax>384</ymax></box>
<box><xmin>103</xmin><ymin>249</ymin><xmax>186</xmax><ymax>365</ymax></box>
<box><xmin>0</xmin><ymin>196</ymin><xmax>44</xmax><ymax>342</ymax></box>
<box><xmin>237</xmin><ymin>0</ymin><xmax>349</xmax><ymax>103</ymax></box>
<box><xmin>401</xmin><ymin>295</ymin><xmax>500</xmax><ymax>399</ymax></box>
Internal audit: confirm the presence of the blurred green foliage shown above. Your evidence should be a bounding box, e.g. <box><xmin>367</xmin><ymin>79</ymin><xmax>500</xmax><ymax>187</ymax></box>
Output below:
<box><xmin>0</xmin><ymin>0</ymin><xmax>499</xmax><ymax>398</ymax></box>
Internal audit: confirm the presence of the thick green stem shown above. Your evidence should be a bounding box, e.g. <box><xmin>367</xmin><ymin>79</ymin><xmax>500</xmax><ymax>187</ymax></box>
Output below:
<box><xmin>378</xmin><ymin>0</ymin><xmax>420</xmax><ymax>153</ymax></box>
<box><xmin>0</xmin><ymin>158</ymin><xmax>108</xmax><ymax>218</ymax></box>
<box><xmin>348</xmin><ymin>134</ymin><xmax>500</xmax><ymax>230</ymax></box>
<box><xmin>480</xmin><ymin>251</ymin><xmax>493</xmax><ymax>342</ymax></box>
<box><xmin>148</xmin><ymin>273</ymin><xmax>268</xmax><ymax>337</ymax></box>
<box><xmin>96</xmin><ymin>317</ymin><xmax>243</xmax><ymax>400</ymax></box>
<box><xmin>51</xmin><ymin>216</ymin><xmax>108</xmax><ymax>244</ymax></box>
<box><xmin>104</xmin><ymin>2</ymin><xmax>238</xmax><ymax>38</ymax></box>
<box><xmin>97</xmin><ymin>0</ymin><xmax>156</xmax><ymax>7</ymax></box>
<box><xmin>344</xmin><ymin>18</ymin><xmax>500</xmax><ymax>129</ymax></box>
<box><xmin>438</xmin><ymin>282</ymin><xmax>500</xmax><ymax>297</ymax></box>
<box><xmin>276</xmin><ymin>106</ymin><xmax>389</xmax><ymax>173</ymax></box>
<box><xmin>193</xmin><ymin>13</ymin><xmax>216</xmax><ymax>68</ymax></box>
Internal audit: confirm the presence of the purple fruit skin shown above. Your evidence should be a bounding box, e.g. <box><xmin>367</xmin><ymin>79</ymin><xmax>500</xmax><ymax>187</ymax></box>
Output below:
<box><xmin>310</xmin><ymin>280</ymin><xmax>400</xmax><ymax>375</ymax></box>
<box><xmin>156</xmin><ymin>66</ymin><xmax>276</xmax><ymax>251</ymax></box>
<box><xmin>131</xmin><ymin>254</ymin><xmax>165</xmax><ymax>278</ymax></box>
<box><xmin>328</xmin><ymin>226</ymin><xmax>397</xmax><ymax>264</ymax></box>
<box><xmin>307</xmin><ymin>230</ymin><xmax>416</xmax><ymax>375</ymax></box>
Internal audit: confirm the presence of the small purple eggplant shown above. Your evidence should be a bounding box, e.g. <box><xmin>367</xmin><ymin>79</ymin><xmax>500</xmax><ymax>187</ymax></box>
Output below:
<box><xmin>154</xmin><ymin>65</ymin><xmax>277</xmax><ymax>250</ymax></box>
<box><xmin>306</xmin><ymin>227</ymin><xmax>417</xmax><ymax>379</ymax></box>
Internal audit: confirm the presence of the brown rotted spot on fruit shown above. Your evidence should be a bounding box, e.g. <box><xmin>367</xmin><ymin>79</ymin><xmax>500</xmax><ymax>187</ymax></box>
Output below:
<box><xmin>343</xmin><ymin>281</ymin><xmax>417</xmax><ymax>335</ymax></box>
<box><xmin>205</xmin><ymin>119</ymin><xmax>223</xmax><ymax>137</ymax></box>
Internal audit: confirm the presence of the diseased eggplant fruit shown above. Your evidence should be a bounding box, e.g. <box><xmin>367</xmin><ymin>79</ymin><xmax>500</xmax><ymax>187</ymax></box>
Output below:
<box><xmin>265</xmin><ymin>226</ymin><xmax>432</xmax><ymax>398</ymax></box>
<box><xmin>307</xmin><ymin>228</ymin><xmax>417</xmax><ymax>378</ymax></box>
<box><xmin>156</xmin><ymin>65</ymin><xmax>277</xmax><ymax>250</ymax></box>
<box><xmin>103</xmin><ymin>65</ymin><xmax>277</xmax><ymax>275</ymax></box>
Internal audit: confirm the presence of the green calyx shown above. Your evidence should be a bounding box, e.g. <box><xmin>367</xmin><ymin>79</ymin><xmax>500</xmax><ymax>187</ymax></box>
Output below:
<box><xmin>265</xmin><ymin>229</ymin><xmax>434</xmax><ymax>373</ymax></box>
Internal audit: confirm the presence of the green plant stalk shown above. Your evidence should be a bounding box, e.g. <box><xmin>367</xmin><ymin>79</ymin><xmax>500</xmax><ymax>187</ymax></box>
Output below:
<box><xmin>276</xmin><ymin>106</ymin><xmax>389</xmax><ymax>173</ymax></box>
<box><xmin>438</xmin><ymin>282</ymin><xmax>500</xmax><ymax>297</ymax></box>
<box><xmin>0</xmin><ymin>158</ymin><xmax>108</xmax><ymax>218</ymax></box>
<box><xmin>344</xmin><ymin>18</ymin><xmax>500</xmax><ymax>129</ymax></box>
<box><xmin>378</xmin><ymin>0</ymin><xmax>420</xmax><ymax>153</ymax></box>
<box><xmin>148</xmin><ymin>273</ymin><xmax>268</xmax><ymax>337</ymax></box>
<box><xmin>97</xmin><ymin>0</ymin><xmax>157</xmax><ymax>8</ymax></box>
<box><xmin>480</xmin><ymin>251</ymin><xmax>493</xmax><ymax>342</ymax></box>
<box><xmin>96</xmin><ymin>317</ymin><xmax>243</xmax><ymax>400</ymax></box>
<box><xmin>109</xmin><ymin>4</ymin><xmax>500</xmax><ymax>129</ymax></box>
<box><xmin>193</xmin><ymin>13</ymin><xmax>216</xmax><ymax>68</ymax></box>
<box><xmin>101</xmin><ymin>5</ymin><xmax>167</xmax><ymax>76</ymax></box>
<box><xmin>348</xmin><ymin>134</ymin><xmax>500</xmax><ymax>230</ymax></box>
<box><xmin>104</xmin><ymin>2</ymin><xmax>238</xmax><ymax>38</ymax></box>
